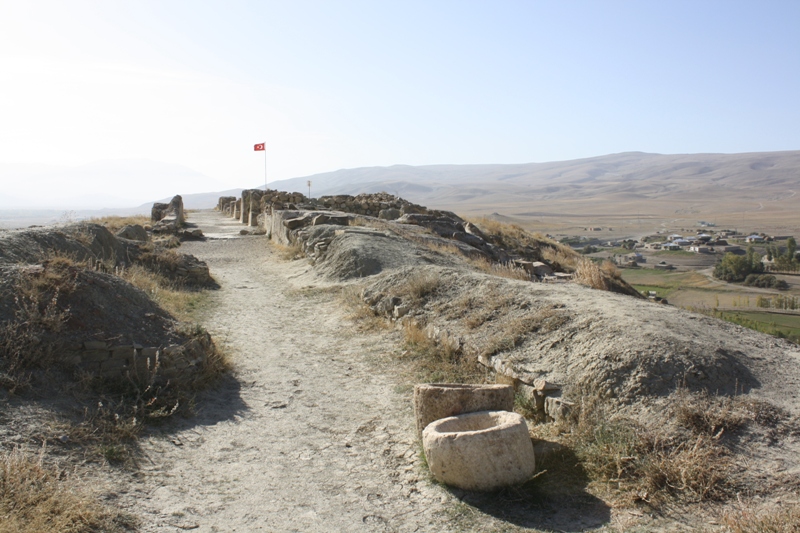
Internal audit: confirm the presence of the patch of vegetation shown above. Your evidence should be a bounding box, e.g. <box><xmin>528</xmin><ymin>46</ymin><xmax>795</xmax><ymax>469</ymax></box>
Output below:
<box><xmin>0</xmin><ymin>256</ymin><xmax>230</xmax><ymax>462</ymax></box>
<box><xmin>530</xmin><ymin>390</ymin><xmax>790</xmax><ymax>508</ymax></box>
<box><xmin>743</xmin><ymin>274</ymin><xmax>789</xmax><ymax>290</ymax></box>
<box><xmin>87</xmin><ymin>215</ymin><xmax>150</xmax><ymax>234</ymax></box>
<box><xmin>653</xmin><ymin>250</ymin><xmax>695</xmax><ymax>257</ymax></box>
<box><xmin>399</xmin><ymin>320</ymin><xmax>486</xmax><ymax>383</ymax></box>
<box><xmin>722</xmin><ymin>504</ymin><xmax>800</xmax><ymax>532</ymax></box>
<box><xmin>466</xmin><ymin>257</ymin><xmax>531</xmax><ymax>281</ymax></box>
<box><xmin>0</xmin><ymin>447</ymin><xmax>134</xmax><ymax>533</ymax></box>
<box><xmin>696</xmin><ymin>309</ymin><xmax>800</xmax><ymax>343</ymax></box>
<box><xmin>714</xmin><ymin>248</ymin><xmax>764</xmax><ymax>282</ymax></box>
<box><xmin>120</xmin><ymin>264</ymin><xmax>209</xmax><ymax>321</ymax></box>
<box><xmin>269</xmin><ymin>240</ymin><xmax>305</xmax><ymax>260</ymax></box>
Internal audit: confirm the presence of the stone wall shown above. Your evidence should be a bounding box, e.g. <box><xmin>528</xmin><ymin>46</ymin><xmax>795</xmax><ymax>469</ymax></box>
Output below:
<box><xmin>218</xmin><ymin>190</ymin><xmax>428</xmax><ymax>228</ymax></box>
<box><xmin>217</xmin><ymin>196</ymin><xmax>236</xmax><ymax>212</ymax></box>
<box><xmin>152</xmin><ymin>195</ymin><xmax>186</xmax><ymax>234</ymax></box>
<box><xmin>72</xmin><ymin>333</ymin><xmax>211</xmax><ymax>380</ymax></box>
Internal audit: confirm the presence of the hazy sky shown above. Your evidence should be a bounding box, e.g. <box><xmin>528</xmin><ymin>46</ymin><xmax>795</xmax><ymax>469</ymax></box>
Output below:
<box><xmin>1</xmin><ymin>1</ymin><xmax>799</xmax><ymax>204</ymax></box>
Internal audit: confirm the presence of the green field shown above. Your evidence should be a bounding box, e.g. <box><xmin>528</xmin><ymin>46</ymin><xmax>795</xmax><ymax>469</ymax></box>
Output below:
<box><xmin>711</xmin><ymin>310</ymin><xmax>800</xmax><ymax>342</ymax></box>
<box><xmin>621</xmin><ymin>267</ymin><xmax>800</xmax><ymax>343</ymax></box>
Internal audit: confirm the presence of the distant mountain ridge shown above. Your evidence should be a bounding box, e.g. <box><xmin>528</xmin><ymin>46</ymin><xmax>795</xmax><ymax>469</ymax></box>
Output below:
<box><xmin>260</xmin><ymin>150</ymin><xmax>800</xmax><ymax>219</ymax></box>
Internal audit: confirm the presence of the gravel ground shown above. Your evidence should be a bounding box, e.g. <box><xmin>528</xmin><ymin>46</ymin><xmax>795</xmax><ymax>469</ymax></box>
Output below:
<box><xmin>120</xmin><ymin>210</ymin><xmax>463</xmax><ymax>533</ymax></box>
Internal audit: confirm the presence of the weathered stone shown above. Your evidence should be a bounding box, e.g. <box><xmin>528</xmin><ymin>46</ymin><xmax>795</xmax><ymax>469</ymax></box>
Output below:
<box><xmin>81</xmin><ymin>349</ymin><xmax>110</xmax><ymax>363</ymax></box>
<box><xmin>141</xmin><ymin>347</ymin><xmax>158</xmax><ymax>358</ymax></box>
<box><xmin>284</xmin><ymin>214</ymin><xmax>313</xmax><ymax>230</ymax></box>
<box><xmin>423</xmin><ymin>411</ymin><xmax>535</xmax><ymax>491</ymax></box>
<box><xmin>115</xmin><ymin>224</ymin><xmax>148</xmax><ymax>242</ymax></box>
<box><xmin>413</xmin><ymin>383</ymin><xmax>514</xmax><ymax>439</ymax></box>
<box><xmin>311</xmin><ymin>214</ymin><xmax>349</xmax><ymax>226</ymax></box>
<box><xmin>378</xmin><ymin>207</ymin><xmax>401</xmax><ymax>220</ymax></box>
<box><xmin>84</xmin><ymin>340</ymin><xmax>107</xmax><ymax>350</ymax></box>
<box><xmin>533</xmin><ymin>378</ymin><xmax>560</xmax><ymax>392</ymax></box>
<box><xmin>544</xmin><ymin>397</ymin><xmax>574</xmax><ymax>422</ymax></box>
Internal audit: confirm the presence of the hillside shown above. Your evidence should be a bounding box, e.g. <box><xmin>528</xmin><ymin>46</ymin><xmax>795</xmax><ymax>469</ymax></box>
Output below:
<box><xmin>264</xmin><ymin>150</ymin><xmax>800</xmax><ymax>230</ymax></box>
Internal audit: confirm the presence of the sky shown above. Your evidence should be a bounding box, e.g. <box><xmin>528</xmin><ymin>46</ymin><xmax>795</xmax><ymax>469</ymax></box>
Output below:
<box><xmin>1</xmin><ymin>1</ymin><xmax>799</xmax><ymax>207</ymax></box>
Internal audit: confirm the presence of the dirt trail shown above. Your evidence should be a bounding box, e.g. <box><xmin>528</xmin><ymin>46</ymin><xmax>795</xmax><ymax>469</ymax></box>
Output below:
<box><xmin>125</xmin><ymin>211</ymin><xmax>456</xmax><ymax>532</ymax></box>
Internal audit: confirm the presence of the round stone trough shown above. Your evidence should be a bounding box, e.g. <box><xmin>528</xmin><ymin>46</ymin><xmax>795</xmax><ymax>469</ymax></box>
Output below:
<box><xmin>413</xmin><ymin>383</ymin><xmax>514</xmax><ymax>439</ymax></box>
<box><xmin>422</xmin><ymin>410</ymin><xmax>536</xmax><ymax>491</ymax></box>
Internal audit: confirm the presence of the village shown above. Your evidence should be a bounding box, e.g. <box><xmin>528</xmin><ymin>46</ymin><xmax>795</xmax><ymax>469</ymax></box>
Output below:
<box><xmin>547</xmin><ymin>223</ymin><xmax>800</xmax><ymax>341</ymax></box>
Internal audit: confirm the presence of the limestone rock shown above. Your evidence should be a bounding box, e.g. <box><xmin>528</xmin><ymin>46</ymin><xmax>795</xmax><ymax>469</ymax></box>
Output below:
<box><xmin>423</xmin><ymin>411</ymin><xmax>536</xmax><ymax>491</ymax></box>
<box><xmin>115</xmin><ymin>224</ymin><xmax>148</xmax><ymax>242</ymax></box>
<box><xmin>413</xmin><ymin>383</ymin><xmax>514</xmax><ymax>439</ymax></box>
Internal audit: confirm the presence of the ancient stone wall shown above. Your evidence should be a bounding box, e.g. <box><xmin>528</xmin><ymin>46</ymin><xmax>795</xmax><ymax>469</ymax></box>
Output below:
<box><xmin>217</xmin><ymin>196</ymin><xmax>236</xmax><ymax>211</ymax></box>
<box><xmin>72</xmin><ymin>334</ymin><xmax>211</xmax><ymax>380</ymax></box>
<box><xmin>218</xmin><ymin>190</ymin><xmax>428</xmax><ymax>230</ymax></box>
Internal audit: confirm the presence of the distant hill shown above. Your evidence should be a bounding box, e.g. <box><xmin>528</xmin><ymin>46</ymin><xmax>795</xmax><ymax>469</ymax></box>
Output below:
<box><xmin>261</xmin><ymin>151</ymin><xmax>800</xmax><ymax>225</ymax></box>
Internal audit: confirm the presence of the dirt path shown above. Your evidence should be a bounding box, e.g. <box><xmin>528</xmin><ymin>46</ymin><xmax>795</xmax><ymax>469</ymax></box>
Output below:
<box><xmin>125</xmin><ymin>210</ymin><xmax>458</xmax><ymax>532</ymax></box>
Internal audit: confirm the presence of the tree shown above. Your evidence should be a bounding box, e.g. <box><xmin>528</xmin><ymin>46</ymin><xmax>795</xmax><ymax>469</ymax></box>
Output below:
<box><xmin>713</xmin><ymin>251</ymin><xmax>762</xmax><ymax>282</ymax></box>
<box><xmin>787</xmin><ymin>237</ymin><xmax>797</xmax><ymax>260</ymax></box>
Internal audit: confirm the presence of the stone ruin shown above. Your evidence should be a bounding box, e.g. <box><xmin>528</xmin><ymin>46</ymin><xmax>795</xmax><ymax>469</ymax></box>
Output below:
<box><xmin>151</xmin><ymin>195</ymin><xmax>204</xmax><ymax>240</ymax></box>
<box><xmin>152</xmin><ymin>195</ymin><xmax>186</xmax><ymax>234</ymax></box>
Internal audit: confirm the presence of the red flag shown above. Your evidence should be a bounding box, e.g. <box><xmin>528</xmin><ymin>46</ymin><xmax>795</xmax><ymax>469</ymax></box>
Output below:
<box><xmin>254</xmin><ymin>143</ymin><xmax>265</xmax><ymax>151</ymax></box>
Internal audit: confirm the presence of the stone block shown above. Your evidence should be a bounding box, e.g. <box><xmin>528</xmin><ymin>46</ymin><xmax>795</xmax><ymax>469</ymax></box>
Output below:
<box><xmin>413</xmin><ymin>383</ymin><xmax>514</xmax><ymax>439</ymax></box>
<box><xmin>81</xmin><ymin>349</ymin><xmax>110</xmax><ymax>363</ymax></box>
<box><xmin>111</xmin><ymin>346</ymin><xmax>135</xmax><ymax>360</ymax></box>
<box><xmin>140</xmin><ymin>348</ymin><xmax>158</xmax><ymax>358</ymax></box>
<box><xmin>544</xmin><ymin>397</ymin><xmax>574</xmax><ymax>422</ymax></box>
<box><xmin>84</xmin><ymin>341</ymin><xmax>108</xmax><ymax>350</ymax></box>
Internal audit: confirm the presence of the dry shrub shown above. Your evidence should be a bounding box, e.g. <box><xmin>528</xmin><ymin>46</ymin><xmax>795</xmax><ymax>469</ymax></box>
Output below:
<box><xmin>564</xmin><ymin>396</ymin><xmax>732</xmax><ymax>505</ymax></box>
<box><xmin>120</xmin><ymin>264</ymin><xmax>206</xmax><ymax>321</ymax></box>
<box><xmin>574</xmin><ymin>258</ymin><xmax>610</xmax><ymax>291</ymax></box>
<box><xmin>673</xmin><ymin>388</ymin><xmax>749</xmax><ymax>436</ymax></box>
<box><xmin>400</xmin><ymin>321</ymin><xmax>485</xmax><ymax>383</ymax></box>
<box><xmin>270</xmin><ymin>240</ymin><xmax>304</xmax><ymax>260</ymax></box>
<box><xmin>0</xmin><ymin>447</ymin><xmax>132</xmax><ymax>533</ymax></box>
<box><xmin>467</xmin><ymin>257</ymin><xmax>531</xmax><ymax>281</ymax></box>
<box><xmin>600</xmin><ymin>259</ymin><xmax>622</xmax><ymax>280</ymax></box>
<box><xmin>467</xmin><ymin>217</ymin><xmax>577</xmax><ymax>265</ymax></box>
<box><xmin>396</xmin><ymin>271</ymin><xmax>442</xmax><ymax>303</ymax></box>
<box><xmin>87</xmin><ymin>214</ymin><xmax>150</xmax><ymax>234</ymax></box>
<box><xmin>541</xmin><ymin>245</ymin><xmax>579</xmax><ymax>272</ymax></box>
<box><xmin>0</xmin><ymin>261</ymin><xmax>76</xmax><ymax>391</ymax></box>
<box><xmin>723</xmin><ymin>505</ymin><xmax>800</xmax><ymax>533</ymax></box>
<box><xmin>65</xmin><ymin>325</ymin><xmax>231</xmax><ymax>463</ymax></box>
<box><xmin>338</xmin><ymin>286</ymin><xmax>388</xmax><ymax>330</ymax></box>
<box><xmin>479</xmin><ymin>307</ymin><xmax>568</xmax><ymax>357</ymax></box>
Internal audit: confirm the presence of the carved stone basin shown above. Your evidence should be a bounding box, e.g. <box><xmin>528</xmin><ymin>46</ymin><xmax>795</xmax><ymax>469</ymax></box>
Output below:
<box><xmin>422</xmin><ymin>410</ymin><xmax>536</xmax><ymax>491</ymax></box>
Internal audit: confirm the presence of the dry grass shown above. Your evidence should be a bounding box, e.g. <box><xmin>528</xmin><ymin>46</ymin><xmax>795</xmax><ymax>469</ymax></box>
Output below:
<box><xmin>722</xmin><ymin>504</ymin><xmax>800</xmax><ymax>532</ymax></box>
<box><xmin>540</xmin><ymin>244</ymin><xmax>580</xmax><ymax>272</ymax></box>
<box><xmin>0</xmin><ymin>258</ymin><xmax>77</xmax><ymax>392</ymax></box>
<box><xmin>87</xmin><ymin>214</ymin><xmax>150</xmax><ymax>233</ymax></box>
<box><xmin>562</xmin><ymin>399</ymin><xmax>732</xmax><ymax>505</ymax></box>
<box><xmin>395</xmin><ymin>271</ymin><xmax>442</xmax><ymax>303</ymax></box>
<box><xmin>270</xmin><ymin>240</ymin><xmax>304</xmax><ymax>260</ymax></box>
<box><xmin>0</xmin><ymin>447</ymin><xmax>132</xmax><ymax>533</ymax></box>
<box><xmin>574</xmin><ymin>258</ymin><xmax>611</xmax><ymax>291</ymax></box>
<box><xmin>62</xmin><ymin>325</ymin><xmax>231</xmax><ymax>464</ymax></box>
<box><xmin>120</xmin><ymin>265</ymin><xmax>208</xmax><ymax>322</ymax></box>
<box><xmin>541</xmin><ymin>390</ymin><xmax>793</xmax><ymax>508</ymax></box>
<box><xmin>479</xmin><ymin>308</ymin><xmax>569</xmax><ymax>358</ymax></box>
<box><xmin>399</xmin><ymin>320</ymin><xmax>486</xmax><ymax>383</ymax></box>
<box><xmin>467</xmin><ymin>256</ymin><xmax>531</xmax><ymax>281</ymax></box>
<box><xmin>469</xmin><ymin>217</ymin><xmax>576</xmax><ymax>264</ymax></box>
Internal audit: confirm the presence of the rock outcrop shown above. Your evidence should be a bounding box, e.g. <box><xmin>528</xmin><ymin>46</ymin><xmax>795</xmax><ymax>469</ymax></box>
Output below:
<box><xmin>152</xmin><ymin>195</ymin><xmax>185</xmax><ymax>234</ymax></box>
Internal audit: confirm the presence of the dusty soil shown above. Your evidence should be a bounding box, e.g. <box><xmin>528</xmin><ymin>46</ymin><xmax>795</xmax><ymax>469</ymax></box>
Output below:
<box><xmin>111</xmin><ymin>211</ymin><xmax>467</xmax><ymax>532</ymax></box>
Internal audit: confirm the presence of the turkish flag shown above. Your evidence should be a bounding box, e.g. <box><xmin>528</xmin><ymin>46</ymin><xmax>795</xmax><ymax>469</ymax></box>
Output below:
<box><xmin>254</xmin><ymin>143</ymin><xmax>265</xmax><ymax>151</ymax></box>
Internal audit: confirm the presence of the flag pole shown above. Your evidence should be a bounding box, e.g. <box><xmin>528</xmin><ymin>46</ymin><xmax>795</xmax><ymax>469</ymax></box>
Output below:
<box><xmin>264</xmin><ymin>147</ymin><xmax>267</xmax><ymax>191</ymax></box>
